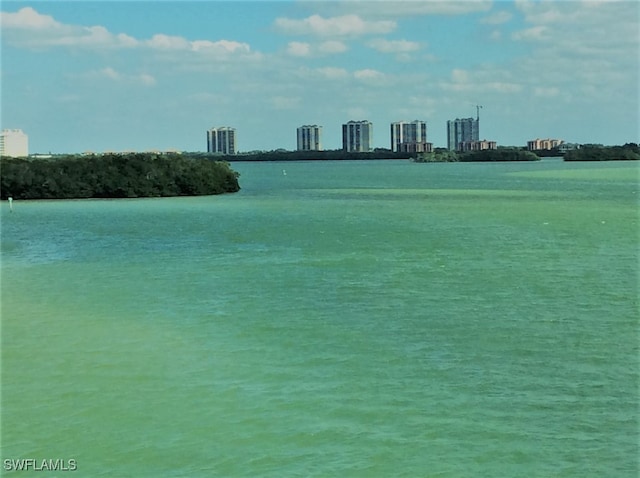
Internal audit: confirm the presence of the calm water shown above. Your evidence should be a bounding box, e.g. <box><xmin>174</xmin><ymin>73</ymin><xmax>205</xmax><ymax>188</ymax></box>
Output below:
<box><xmin>1</xmin><ymin>159</ymin><xmax>638</xmax><ymax>477</ymax></box>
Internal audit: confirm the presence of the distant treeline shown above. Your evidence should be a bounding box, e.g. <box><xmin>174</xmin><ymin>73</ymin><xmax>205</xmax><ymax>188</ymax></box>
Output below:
<box><xmin>0</xmin><ymin>152</ymin><xmax>240</xmax><ymax>200</ymax></box>
<box><xmin>199</xmin><ymin>149</ymin><xmax>414</xmax><ymax>162</ymax></box>
<box><xmin>563</xmin><ymin>144</ymin><xmax>639</xmax><ymax>161</ymax></box>
<box><xmin>414</xmin><ymin>148</ymin><xmax>540</xmax><ymax>163</ymax></box>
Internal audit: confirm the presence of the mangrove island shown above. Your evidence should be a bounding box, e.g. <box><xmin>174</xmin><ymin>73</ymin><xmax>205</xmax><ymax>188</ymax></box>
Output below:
<box><xmin>0</xmin><ymin>152</ymin><xmax>240</xmax><ymax>200</ymax></box>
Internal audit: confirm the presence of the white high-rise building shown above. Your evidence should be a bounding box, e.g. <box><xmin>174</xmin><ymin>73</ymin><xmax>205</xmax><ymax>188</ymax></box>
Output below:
<box><xmin>342</xmin><ymin>120</ymin><xmax>372</xmax><ymax>152</ymax></box>
<box><xmin>207</xmin><ymin>127</ymin><xmax>236</xmax><ymax>154</ymax></box>
<box><xmin>447</xmin><ymin>117</ymin><xmax>479</xmax><ymax>151</ymax></box>
<box><xmin>297</xmin><ymin>125</ymin><xmax>322</xmax><ymax>151</ymax></box>
<box><xmin>390</xmin><ymin>120</ymin><xmax>428</xmax><ymax>152</ymax></box>
<box><xmin>0</xmin><ymin>129</ymin><xmax>29</xmax><ymax>157</ymax></box>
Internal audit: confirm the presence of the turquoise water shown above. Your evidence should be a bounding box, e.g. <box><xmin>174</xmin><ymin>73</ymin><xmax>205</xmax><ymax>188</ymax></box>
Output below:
<box><xmin>1</xmin><ymin>159</ymin><xmax>638</xmax><ymax>477</ymax></box>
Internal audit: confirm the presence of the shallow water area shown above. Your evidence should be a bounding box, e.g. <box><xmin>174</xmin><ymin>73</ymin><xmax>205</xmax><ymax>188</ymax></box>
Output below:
<box><xmin>1</xmin><ymin>159</ymin><xmax>638</xmax><ymax>477</ymax></box>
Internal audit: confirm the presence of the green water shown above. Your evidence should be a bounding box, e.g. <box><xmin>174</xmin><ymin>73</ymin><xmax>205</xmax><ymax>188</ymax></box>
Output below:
<box><xmin>1</xmin><ymin>160</ymin><xmax>638</xmax><ymax>477</ymax></box>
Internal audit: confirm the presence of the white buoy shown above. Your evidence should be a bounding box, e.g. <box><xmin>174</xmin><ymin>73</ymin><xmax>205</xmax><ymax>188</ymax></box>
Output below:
<box><xmin>8</xmin><ymin>196</ymin><xmax>13</xmax><ymax>212</ymax></box>
<box><xmin>282</xmin><ymin>169</ymin><xmax>287</xmax><ymax>176</ymax></box>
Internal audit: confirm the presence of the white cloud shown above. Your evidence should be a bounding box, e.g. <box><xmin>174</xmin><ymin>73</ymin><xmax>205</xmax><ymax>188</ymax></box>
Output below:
<box><xmin>100</xmin><ymin>67</ymin><xmax>120</xmax><ymax>81</ymax></box>
<box><xmin>270</xmin><ymin>96</ymin><xmax>301</xmax><ymax>110</ymax></box>
<box><xmin>286</xmin><ymin>40</ymin><xmax>347</xmax><ymax>57</ymax></box>
<box><xmin>441</xmin><ymin>68</ymin><xmax>522</xmax><ymax>94</ymax></box>
<box><xmin>510</xmin><ymin>0</ymin><xmax>638</xmax><ymax>105</ymax></box>
<box><xmin>286</xmin><ymin>41</ymin><xmax>311</xmax><ymax>57</ymax></box>
<box><xmin>191</xmin><ymin>39</ymin><xmax>250</xmax><ymax>54</ymax></box>
<box><xmin>274</xmin><ymin>14</ymin><xmax>395</xmax><ymax>37</ymax></box>
<box><xmin>2</xmin><ymin>6</ymin><xmax>252</xmax><ymax>58</ymax></box>
<box><xmin>85</xmin><ymin>67</ymin><xmax>156</xmax><ymax>86</ymax></box>
<box><xmin>396</xmin><ymin>95</ymin><xmax>438</xmax><ymax>117</ymax></box>
<box><xmin>55</xmin><ymin>25</ymin><xmax>138</xmax><ymax>48</ymax></box>
<box><xmin>0</xmin><ymin>6</ymin><xmax>60</xmax><ymax>29</ymax></box>
<box><xmin>487</xmin><ymin>82</ymin><xmax>522</xmax><ymax>93</ymax></box>
<box><xmin>316</xmin><ymin>67</ymin><xmax>349</xmax><ymax>79</ymax></box>
<box><xmin>1</xmin><ymin>7</ymin><xmax>138</xmax><ymax>49</ymax></box>
<box><xmin>480</xmin><ymin>11</ymin><xmax>513</xmax><ymax>25</ymax></box>
<box><xmin>138</xmin><ymin>73</ymin><xmax>157</xmax><ymax>87</ymax></box>
<box><xmin>513</xmin><ymin>0</ymin><xmax>638</xmax><ymax>50</ymax></box>
<box><xmin>354</xmin><ymin>69</ymin><xmax>386</xmax><ymax>83</ymax></box>
<box><xmin>367</xmin><ymin>38</ymin><xmax>421</xmax><ymax>53</ymax></box>
<box><xmin>534</xmin><ymin>87</ymin><xmax>560</xmax><ymax>98</ymax></box>
<box><xmin>145</xmin><ymin>35</ymin><xmax>251</xmax><ymax>55</ymax></box>
<box><xmin>295</xmin><ymin>66</ymin><xmax>349</xmax><ymax>81</ymax></box>
<box><xmin>186</xmin><ymin>92</ymin><xmax>233</xmax><ymax>104</ymax></box>
<box><xmin>318</xmin><ymin>40</ymin><xmax>348</xmax><ymax>54</ymax></box>
<box><xmin>512</xmin><ymin>25</ymin><xmax>549</xmax><ymax>41</ymax></box>
<box><xmin>318</xmin><ymin>1</ymin><xmax>492</xmax><ymax>17</ymax></box>
<box><xmin>146</xmin><ymin>34</ymin><xmax>190</xmax><ymax>50</ymax></box>
<box><xmin>451</xmin><ymin>68</ymin><xmax>470</xmax><ymax>84</ymax></box>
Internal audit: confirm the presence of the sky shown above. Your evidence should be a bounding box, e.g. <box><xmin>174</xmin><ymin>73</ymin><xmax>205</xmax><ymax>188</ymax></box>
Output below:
<box><xmin>1</xmin><ymin>0</ymin><xmax>638</xmax><ymax>154</ymax></box>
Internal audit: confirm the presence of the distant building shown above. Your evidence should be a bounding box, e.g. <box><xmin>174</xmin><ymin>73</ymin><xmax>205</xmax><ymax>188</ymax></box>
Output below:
<box><xmin>460</xmin><ymin>140</ymin><xmax>497</xmax><ymax>151</ymax></box>
<box><xmin>207</xmin><ymin>127</ymin><xmax>236</xmax><ymax>154</ymax></box>
<box><xmin>342</xmin><ymin>120</ymin><xmax>372</xmax><ymax>152</ymax></box>
<box><xmin>557</xmin><ymin>142</ymin><xmax>581</xmax><ymax>153</ymax></box>
<box><xmin>297</xmin><ymin>125</ymin><xmax>322</xmax><ymax>151</ymax></box>
<box><xmin>447</xmin><ymin>117</ymin><xmax>479</xmax><ymax>151</ymax></box>
<box><xmin>0</xmin><ymin>129</ymin><xmax>29</xmax><ymax>157</ymax></box>
<box><xmin>398</xmin><ymin>141</ymin><xmax>433</xmax><ymax>154</ymax></box>
<box><xmin>391</xmin><ymin>120</ymin><xmax>428</xmax><ymax>153</ymax></box>
<box><xmin>527</xmin><ymin>138</ymin><xmax>564</xmax><ymax>150</ymax></box>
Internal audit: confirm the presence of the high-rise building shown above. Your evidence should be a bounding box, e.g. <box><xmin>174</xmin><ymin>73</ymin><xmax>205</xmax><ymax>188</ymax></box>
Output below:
<box><xmin>0</xmin><ymin>129</ymin><xmax>29</xmax><ymax>157</ymax></box>
<box><xmin>390</xmin><ymin>120</ymin><xmax>428</xmax><ymax>152</ymax></box>
<box><xmin>207</xmin><ymin>127</ymin><xmax>236</xmax><ymax>154</ymax></box>
<box><xmin>297</xmin><ymin>125</ymin><xmax>322</xmax><ymax>151</ymax></box>
<box><xmin>447</xmin><ymin>117</ymin><xmax>479</xmax><ymax>151</ymax></box>
<box><xmin>342</xmin><ymin>120</ymin><xmax>372</xmax><ymax>152</ymax></box>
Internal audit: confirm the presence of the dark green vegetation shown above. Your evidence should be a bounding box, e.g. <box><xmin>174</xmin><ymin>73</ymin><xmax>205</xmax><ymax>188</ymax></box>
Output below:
<box><xmin>564</xmin><ymin>144</ymin><xmax>639</xmax><ymax>161</ymax></box>
<box><xmin>414</xmin><ymin>148</ymin><xmax>540</xmax><ymax>163</ymax></box>
<box><xmin>201</xmin><ymin>149</ymin><xmax>413</xmax><ymax>162</ymax></box>
<box><xmin>0</xmin><ymin>152</ymin><xmax>240</xmax><ymax>200</ymax></box>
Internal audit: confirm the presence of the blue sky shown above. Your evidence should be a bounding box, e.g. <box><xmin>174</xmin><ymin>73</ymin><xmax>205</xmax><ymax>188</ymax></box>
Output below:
<box><xmin>1</xmin><ymin>0</ymin><xmax>638</xmax><ymax>153</ymax></box>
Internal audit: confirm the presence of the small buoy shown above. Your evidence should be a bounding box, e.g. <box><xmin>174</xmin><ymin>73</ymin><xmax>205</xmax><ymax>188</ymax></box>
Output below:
<box><xmin>8</xmin><ymin>196</ymin><xmax>13</xmax><ymax>212</ymax></box>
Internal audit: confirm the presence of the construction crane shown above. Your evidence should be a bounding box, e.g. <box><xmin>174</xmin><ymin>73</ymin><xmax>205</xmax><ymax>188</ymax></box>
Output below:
<box><xmin>474</xmin><ymin>104</ymin><xmax>483</xmax><ymax>121</ymax></box>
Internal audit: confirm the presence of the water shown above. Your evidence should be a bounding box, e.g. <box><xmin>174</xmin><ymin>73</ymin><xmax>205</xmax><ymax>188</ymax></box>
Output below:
<box><xmin>1</xmin><ymin>159</ymin><xmax>638</xmax><ymax>477</ymax></box>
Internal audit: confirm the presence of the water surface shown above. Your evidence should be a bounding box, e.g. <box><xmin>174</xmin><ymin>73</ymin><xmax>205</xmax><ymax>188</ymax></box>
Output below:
<box><xmin>1</xmin><ymin>159</ymin><xmax>638</xmax><ymax>476</ymax></box>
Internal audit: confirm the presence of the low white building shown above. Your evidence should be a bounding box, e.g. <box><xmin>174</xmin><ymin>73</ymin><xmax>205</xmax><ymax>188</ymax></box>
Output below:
<box><xmin>0</xmin><ymin>129</ymin><xmax>29</xmax><ymax>157</ymax></box>
<box><xmin>527</xmin><ymin>138</ymin><xmax>563</xmax><ymax>151</ymax></box>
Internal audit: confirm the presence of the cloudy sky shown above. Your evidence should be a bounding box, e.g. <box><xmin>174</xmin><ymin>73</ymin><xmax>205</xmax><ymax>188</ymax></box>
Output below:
<box><xmin>1</xmin><ymin>1</ymin><xmax>638</xmax><ymax>153</ymax></box>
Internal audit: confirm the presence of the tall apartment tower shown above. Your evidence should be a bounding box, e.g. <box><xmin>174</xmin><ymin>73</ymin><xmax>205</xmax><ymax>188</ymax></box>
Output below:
<box><xmin>342</xmin><ymin>120</ymin><xmax>373</xmax><ymax>152</ymax></box>
<box><xmin>207</xmin><ymin>127</ymin><xmax>236</xmax><ymax>154</ymax></box>
<box><xmin>390</xmin><ymin>120</ymin><xmax>427</xmax><ymax>152</ymax></box>
<box><xmin>0</xmin><ymin>129</ymin><xmax>29</xmax><ymax>157</ymax></box>
<box><xmin>447</xmin><ymin>117</ymin><xmax>479</xmax><ymax>151</ymax></box>
<box><xmin>297</xmin><ymin>125</ymin><xmax>322</xmax><ymax>151</ymax></box>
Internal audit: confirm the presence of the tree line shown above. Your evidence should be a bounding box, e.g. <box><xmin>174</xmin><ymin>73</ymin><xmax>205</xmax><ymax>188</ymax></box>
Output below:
<box><xmin>200</xmin><ymin>149</ymin><xmax>414</xmax><ymax>162</ymax></box>
<box><xmin>0</xmin><ymin>152</ymin><xmax>240</xmax><ymax>200</ymax></box>
<box><xmin>414</xmin><ymin>148</ymin><xmax>540</xmax><ymax>163</ymax></box>
<box><xmin>563</xmin><ymin>144</ymin><xmax>639</xmax><ymax>161</ymax></box>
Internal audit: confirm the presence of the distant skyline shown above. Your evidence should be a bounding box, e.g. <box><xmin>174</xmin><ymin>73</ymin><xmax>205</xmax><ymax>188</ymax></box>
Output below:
<box><xmin>1</xmin><ymin>1</ymin><xmax>638</xmax><ymax>154</ymax></box>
